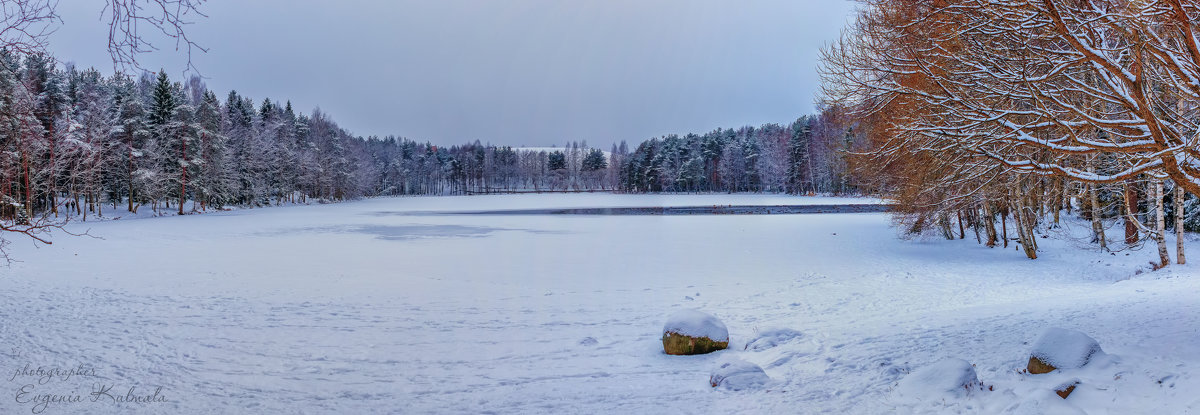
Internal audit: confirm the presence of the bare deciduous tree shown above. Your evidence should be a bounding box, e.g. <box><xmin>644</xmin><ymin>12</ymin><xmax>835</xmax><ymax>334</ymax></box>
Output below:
<box><xmin>104</xmin><ymin>0</ymin><xmax>207</xmax><ymax>73</ymax></box>
<box><xmin>822</xmin><ymin>0</ymin><xmax>1200</xmax><ymax>262</ymax></box>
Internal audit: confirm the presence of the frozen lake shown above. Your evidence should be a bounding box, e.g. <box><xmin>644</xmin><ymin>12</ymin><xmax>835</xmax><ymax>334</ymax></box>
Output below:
<box><xmin>1</xmin><ymin>194</ymin><xmax>1197</xmax><ymax>414</ymax></box>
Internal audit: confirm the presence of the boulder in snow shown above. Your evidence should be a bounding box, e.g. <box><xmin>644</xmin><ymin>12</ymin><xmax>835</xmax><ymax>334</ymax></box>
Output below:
<box><xmin>662</xmin><ymin>309</ymin><xmax>729</xmax><ymax>355</ymax></box>
<box><xmin>1027</xmin><ymin>328</ymin><xmax>1103</xmax><ymax>374</ymax></box>
<box><xmin>1054</xmin><ymin>380</ymin><xmax>1080</xmax><ymax>399</ymax></box>
<box><xmin>709</xmin><ymin>359</ymin><xmax>771</xmax><ymax>391</ymax></box>
<box><xmin>896</xmin><ymin>358</ymin><xmax>981</xmax><ymax>400</ymax></box>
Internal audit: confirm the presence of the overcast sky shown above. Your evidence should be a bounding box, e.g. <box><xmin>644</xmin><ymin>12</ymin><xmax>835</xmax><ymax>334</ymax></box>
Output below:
<box><xmin>50</xmin><ymin>0</ymin><xmax>855</xmax><ymax>148</ymax></box>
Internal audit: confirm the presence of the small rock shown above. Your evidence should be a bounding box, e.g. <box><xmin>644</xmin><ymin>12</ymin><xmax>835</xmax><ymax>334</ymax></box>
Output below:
<box><xmin>662</xmin><ymin>309</ymin><xmax>729</xmax><ymax>355</ymax></box>
<box><xmin>1027</xmin><ymin>328</ymin><xmax>1103</xmax><ymax>374</ymax></box>
<box><xmin>1055</xmin><ymin>380</ymin><xmax>1080</xmax><ymax>399</ymax></box>
<box><xmin>578</xmin><ymin>337</ymin><xmax>598</xmax><ymax>346</ymax></box>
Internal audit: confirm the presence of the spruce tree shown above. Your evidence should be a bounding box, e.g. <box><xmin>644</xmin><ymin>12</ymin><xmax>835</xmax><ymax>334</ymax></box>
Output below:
<box><xmin>147</xmin><ymin>71</ymin><xmax>176</xmax><ymax>127</ymax></box>
<box><xmin>787</xmin><ymin>116</ymin><xmax>812</xmax><ymax>194</ymax></box>
<box><xmin>581</xmin><ymin>148</ymin><xmax>607</xmax><ymax>172</ymax></box>
<box><xmin>547</xmin><ymin>151</ymin><xmax>566</xmax><ymax>171</ymax></box>
<box><xmin>108</xmin><ymin>74</ymin><xmax>149</xmax><ymax>212</ymax></box>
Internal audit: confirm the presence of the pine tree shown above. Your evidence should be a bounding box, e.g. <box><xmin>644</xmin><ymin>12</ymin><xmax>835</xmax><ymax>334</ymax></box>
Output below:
<box><xmin>25</xmin><ymin>54</ymin><xmax>69</xmax><ymax>215</ymax></box>
<box><xmin>787</xmin><ymin>116</ymin><xmax>812</xmax><ymax>194</ymax></box>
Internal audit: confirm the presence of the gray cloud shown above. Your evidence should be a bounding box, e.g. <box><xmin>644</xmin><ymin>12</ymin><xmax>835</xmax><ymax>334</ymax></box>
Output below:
<box><xmin>51</xmin><ymin>0</ymin><xmax>854</xmax><ymax>148</ymax></box>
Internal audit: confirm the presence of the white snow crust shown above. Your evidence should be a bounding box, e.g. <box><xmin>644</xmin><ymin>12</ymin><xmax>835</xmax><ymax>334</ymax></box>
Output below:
<box><xmin>744</xmin><ymin>328</ymin><xmax>805</xmax><ymax>352</ymax></box>
<box><xmin>896</xmin><ymin>358</ymin><xmax>980</xmax><ymax>400</ymax></box>
<box><xmin>710</xmin><ymin>358</ymin><xmax>771</xmax><ymax>391</ymax></box>
<box><xmin>663</xmin><ymin>309</ymin><xmax>729</xmax><ymax>341</ymax></box>
<box><xmin>1</xmin><ymin>194</ymin><xmax>1198</xmax><ymax>414</ymax></box>
<box><xmin>1030</xmin><ymin>328</ymin><xmax>1104</xmax><ymax>370</ymax></box>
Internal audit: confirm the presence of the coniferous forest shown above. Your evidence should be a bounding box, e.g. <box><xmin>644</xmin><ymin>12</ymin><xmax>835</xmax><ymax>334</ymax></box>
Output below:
<box><xmin>0</xmin><ymin>51</ymin><xmax>859</xmax><ymax>226</ymax></box>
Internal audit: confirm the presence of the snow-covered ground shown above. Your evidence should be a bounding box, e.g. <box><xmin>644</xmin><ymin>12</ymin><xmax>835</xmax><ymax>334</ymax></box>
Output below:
<box><xmin>1</xmin><ymin>194</ymin><xmax>1197</xmax><ymax>414</ymax></box>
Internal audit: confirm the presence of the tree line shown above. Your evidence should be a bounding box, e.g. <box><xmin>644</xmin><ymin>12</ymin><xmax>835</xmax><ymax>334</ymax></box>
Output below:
<box><xmin>1</xmin><ymin>50</ymin><xmax>861</xmax><ymax>232</ymax></box>
<box><xmin>0</xmin><ymin>52</ymin><xmax>378</xmax><ymax>222</ymax></box>
<box><xmin>619</xmin><ymin>110</ymin><xmax>858</xmax><ymax>194</ymax></box>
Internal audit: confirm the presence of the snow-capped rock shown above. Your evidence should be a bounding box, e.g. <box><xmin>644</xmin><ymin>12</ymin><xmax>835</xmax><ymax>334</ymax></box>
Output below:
<box><xmin>662</xmin><ymin>309</ymin><xmax>729</xmax><ymax>355</ymax></box>
<box><xmin>1028</xmin><ymin>328</ymin><xmax>1104</xmax><ymax>374</ymax></box>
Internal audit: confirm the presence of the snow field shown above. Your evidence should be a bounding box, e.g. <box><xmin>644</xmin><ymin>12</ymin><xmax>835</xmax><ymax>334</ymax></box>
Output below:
<box><xmin>0</xmin><ymin>194</ymin><xmax>1197</xmax><ymax>414</ymax></box>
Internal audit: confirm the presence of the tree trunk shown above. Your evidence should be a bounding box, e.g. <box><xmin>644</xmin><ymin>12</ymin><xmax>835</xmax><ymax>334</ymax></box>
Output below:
<box><xmin>128</xmin><ymin>142</ymin><xmax>136</xmax><ymax>213</ymax></box>
<box><xmin>1026</xmin><ymin>191</ymin><xmax>1039</xmax><ymax>251</ymax></box>
<box><xmin>971</xmin><ymin>208</ymin><xmax>981</xmax><ymax>244</ymax></box>
<box><xmin>1022</xmin><ymin>208</ymin><xmax>1037</xmax><ymax>258</ymax></box>
<box><xmin>1001</xmin><ymin>207</ymin><xmax>1008</xmax><ymax>248</ymax></box>
<box><xmin>957</xmin><ymin>211</ymin><xmax>965</xmax><ymax>239</ymax></box>
<box><xmin>1176</xmin><ymin>183</ymin><xmax>1187</xmax><ymax>265</ymax></box>
<box><xmin>1052</xmin><ymin>178</ymin><xmax>1062</xmax><ymax>226</ymax></box>
<box><xmin>1153</xmin><ymin>180</ymin><xmax>1169</xmax><ymax>267</ymax></box>
<box><xmin>1063</xmin><ymin>177</ymin><xmax>1072</xmax><ymax>214</ymax></box>
<box><xmin>179</xmin><ymin>132</ymin><xmax>187</xmax><ymax>216</ymax></box>
<box><xmin>984</xmin><ymin>202</ymin><xmax>997</xmax><ymax>247</ymax></box>
<box><xmin>22</xmin><ymin>149</ymin><xmax>33</xmax><ymax>224</ymax></box>
<box><xmin>1090</xmin><ymin>183</ymin><xmax>1107</xmax><ymax>251</ymax></box>
<box><xmin>200</xmin><ymin>132</ymin><xmax>207</xmax><ymax>212</ymax></box>
<box><xmin>1125</xmin><ymin>181</ymin><xmax>1139</xmax><ymax>245</ymax></box>
<box><xmin>74</xmin><ymin>185</ymin><xmax>81</xmax><ymax>216</ymax></box>
<box><xmin>48</xmin><ymin>130</ymin><xmax>57</xmax><ymax>217</ymax></box>
<box><xmin>1011</xmin><ymin>199</ymin><xmax>1038</xmax><ymax>259</ymax></box>
<box><xmin>939</xmin><ymin>213</ymin><xmax>954</xmax><ymax>240</ymax></box>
